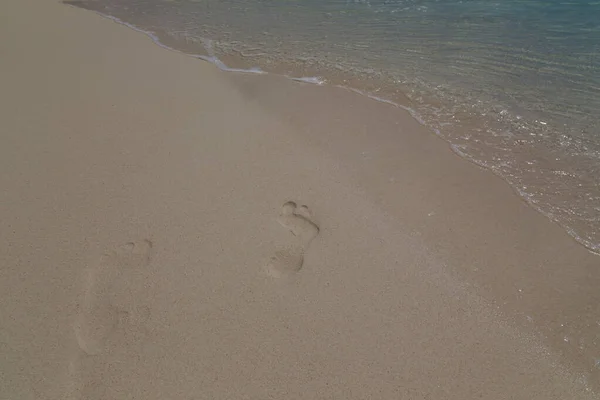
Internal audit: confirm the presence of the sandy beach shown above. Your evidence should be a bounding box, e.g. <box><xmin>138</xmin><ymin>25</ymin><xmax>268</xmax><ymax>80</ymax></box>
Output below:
<box><xmin>1</xmin><ymin>0</ymin><xmax>599</xmax><ymax>398</ymax></box>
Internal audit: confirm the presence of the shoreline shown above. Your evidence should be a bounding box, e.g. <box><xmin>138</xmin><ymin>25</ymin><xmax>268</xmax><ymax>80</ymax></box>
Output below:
<box><xmin>64</xmin><ymin>1</ymin><xmax>600</xmax><ymax>255</ymax></box>
<box><xmin>2</xmin><ymin>0</ymin><xmax>599</xmax><ymax>398</ymax></box>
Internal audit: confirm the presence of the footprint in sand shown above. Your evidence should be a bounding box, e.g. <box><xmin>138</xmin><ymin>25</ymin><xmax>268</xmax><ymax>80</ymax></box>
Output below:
<box><xmin>265</xmin><ymin>201</ymin><xmax>320</xmax><ymax>278</ymax></box>
<box><xmin>73</xmin><ymin>240</ymin><xmax>152</xmax><ymax>356</ymax></box>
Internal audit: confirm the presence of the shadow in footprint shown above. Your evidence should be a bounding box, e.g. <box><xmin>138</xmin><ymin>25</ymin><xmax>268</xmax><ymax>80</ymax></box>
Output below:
<box><xmin>73</xmin><ymin>240</ymin><xmax>152</xmax><ymax>356</ymax></box>
<box><xmin>266</xmin><ymin>201</ymin><xmax>320</xmax><ymax>278</ymax></box>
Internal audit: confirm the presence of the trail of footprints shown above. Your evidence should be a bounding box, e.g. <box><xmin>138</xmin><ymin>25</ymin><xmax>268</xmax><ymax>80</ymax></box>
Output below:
<box><xmin>68</xmin><ymin>202</ymin><xmax>318</xmax><ymax>396</ymax></box>
<box><xmin>73</xmin><ymin>201</ymin><xmax>319</xmax><ymax>356</ymax></box>
<box><xmin>73</xmin><ymin>201</ymin><xmax>319</xmax><ymax>352</ymax></box>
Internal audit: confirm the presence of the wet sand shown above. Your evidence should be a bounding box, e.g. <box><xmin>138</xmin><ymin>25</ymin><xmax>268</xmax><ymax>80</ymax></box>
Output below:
<box><xmin>1</xmin><ymin>0</ymin><xmax>599</xmax><ymax>398</ymax></box>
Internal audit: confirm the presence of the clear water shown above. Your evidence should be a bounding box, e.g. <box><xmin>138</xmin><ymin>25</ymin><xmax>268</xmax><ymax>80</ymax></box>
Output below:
<box><xmin>67</xmin><ymin>0</ymin><xmax>600</xmax><ymax>253</ymax></box>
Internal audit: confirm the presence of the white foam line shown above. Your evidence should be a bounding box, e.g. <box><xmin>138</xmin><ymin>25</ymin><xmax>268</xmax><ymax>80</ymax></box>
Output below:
<box><xmin>98</xmin><ymin>14</ymin><xmax>265</xmax><ymax>75</ymax></box>
<box><xmin>196</xmin><ymin>55</ymin><xmax>265</xmax><ymax>74</ymax></box>
<box><xmin>103</xmin><ymin>15</ymin><xmax>169</xmax><ymax>51</ymax></box>
<box><xmin>288</xmin><ymin>76</ymin><xmax>326</xmax><ymax>85</ymax></box>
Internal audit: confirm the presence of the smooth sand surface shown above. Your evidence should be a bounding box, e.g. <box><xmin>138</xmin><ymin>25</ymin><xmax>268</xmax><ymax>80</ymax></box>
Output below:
<box><xmin>1</xmin><ymin>1</ymin><xmax>599</xmax><ymax>398</ymax></box>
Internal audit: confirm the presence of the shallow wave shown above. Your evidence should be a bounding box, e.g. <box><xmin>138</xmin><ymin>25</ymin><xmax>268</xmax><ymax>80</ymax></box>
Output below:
<box><xmin>65</xmin><ymin>0</ymin><xmax>600</xmax><ymax>254</ymax></box>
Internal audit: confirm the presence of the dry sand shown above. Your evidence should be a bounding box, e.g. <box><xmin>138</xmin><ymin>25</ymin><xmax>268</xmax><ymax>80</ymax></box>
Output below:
<box><xmin>1</xmin><ymin>0</ymin><xmax>599</xmax><ymax>398</ymax></box>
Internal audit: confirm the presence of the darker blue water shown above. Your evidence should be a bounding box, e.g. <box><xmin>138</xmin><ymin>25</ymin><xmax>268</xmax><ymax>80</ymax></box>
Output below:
<box><xmin>67</xmin><ymin>0</ymin><xmax>600</xmax><ymax>252</ymax></box>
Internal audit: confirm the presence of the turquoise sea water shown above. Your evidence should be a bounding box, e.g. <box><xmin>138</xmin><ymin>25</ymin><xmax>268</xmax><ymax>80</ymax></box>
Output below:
<box><xmin>67</xmin><ymin>0</ymin><xmax>600</xmax><ymax>253</ymax></box>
